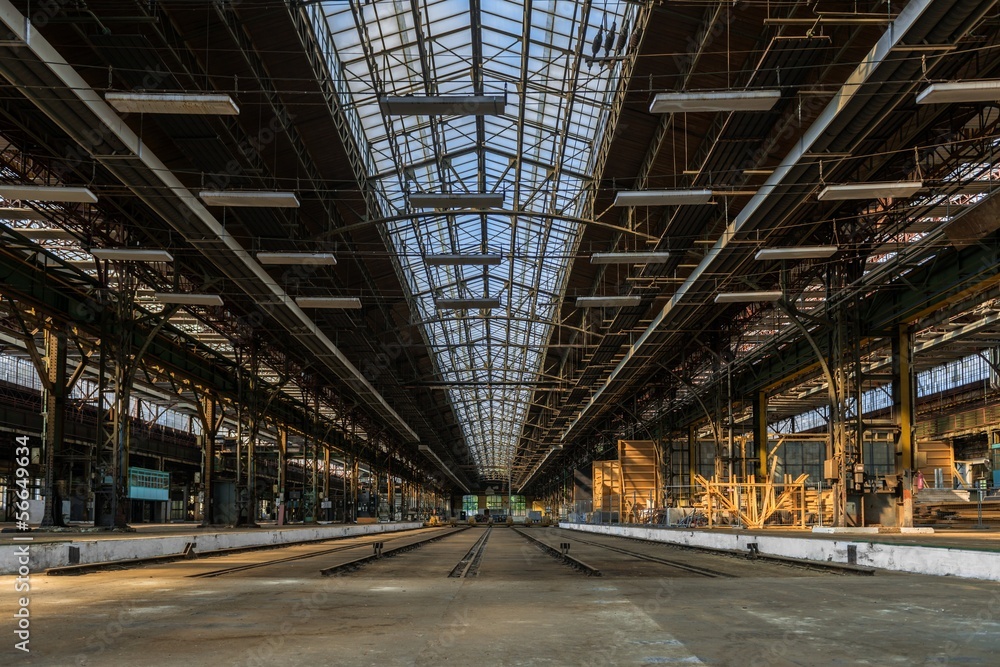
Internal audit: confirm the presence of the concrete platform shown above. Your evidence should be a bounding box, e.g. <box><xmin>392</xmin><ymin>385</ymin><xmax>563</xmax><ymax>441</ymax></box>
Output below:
<box><xmin>0</xmin><ymin>521</ymin><xmax>423</xmax><ymax>574</ymax></box>
<box><xmin>562</xmin><ymin>522</ymin><xmax>1000</xmax><ymax>581</ymax></box>
<box><xmin>2</xmin><ymin>525</ymin><xmax>999</xmax><ymax>665</ymax></box>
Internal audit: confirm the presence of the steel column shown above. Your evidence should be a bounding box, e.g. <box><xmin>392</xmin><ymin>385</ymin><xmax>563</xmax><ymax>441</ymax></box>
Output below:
<box><xmin>687</xmin><ymin>424</ymin><xmax>697</xmax><ymax>500</ymax></box>
<box><xmin>40</xmin><ymin>327</ymin><xmax>67</xmax><ymax>527</ymax></box>
<box><xmin>197</xmin><ymin>395</ymin><xmax>220</xmax><ymax>526</ymax></box>
<box><xmin>753</xmin><ymin>391</ymin><xmax>768</xmax><ymax>479</ymax></box>
<box><xmin>277</xmin><ymin>425</ymin><xmax>288</xmax><ymax>525</ymax></box>
<box><xmin>893</xmin><ymin>324</ymin><xmax>916</xmax><ymax>528</ymax></box>
<box><xmin>323</xmin><ymin>444</ymin><xmax>330</xmax><ymax>521</ymax></box>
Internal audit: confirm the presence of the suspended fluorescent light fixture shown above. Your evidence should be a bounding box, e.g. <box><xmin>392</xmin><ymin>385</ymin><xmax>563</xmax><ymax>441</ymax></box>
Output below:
<box><xmin>380</xmin><ymin>95</ymin><xmax>506</xmax><ymax>116</ymax></box>
<box><xmin>257</xmin><ymin>252</ymin><xmax>337</xmax><ymax>266</ymax></box>
<box><xmin>0</xmin><ymin>185</ymin><xmax>97</xmax><ymax>203</ymax></box>
<box><xmin>817</xmin><ymin>181</ymin><xmax>923</xmax><ymax>201</ymax></box>
<box><xmin>154</xmin><ymin>293</ymin><xmax>224</xmax><ymax>306</ymax></box>
<box><xmin>90</xmin><ymin>248</ymin><xmax>174</xmax><ymax>262</ymax></box>
<box><xmin>576</xmin><ymin>296</ymin><xmax>642</xmax><ymax>308</ymax></box>
<box><xmin>199</xmin><ymin>191</ymin><xmax>300</xmax><ymax>208</ymax></box>
<box><xmin>649</xmin><ymin>89</ymin><xmax>781</xmax><ymax>114</ymax></box>
<box><xmin>714</xmin><ymin>291</ymin><xmax>783</xmax><ymax>303</ymax></box>
<box><xmin>613</xmin><ymin>189</ymin><xmax>713</xmax><ymax>206</ymax></box>
<box><xmin>590</xmin><ymin>251</ymin><xmax>672</xmax><ymax>264</ymax></box>
<box><xmin>0</xmin><ymin>207</ymin><xmax>46</xmax><ymax>220</ymax></box>
<box><xmin>409</xmin><ymin>193</ymin><xmax>504</xmax><ymax>208</ymax></box>
<box><xmin>10</xmin><ymin>227</ymin><xmax>77</xmax><ymax>241</ymax></box>
<box><xmin>425</xmin><ymin>254</ymin><xmax>503</xmax><ymax>266</ymax></box>
<box><xmin>754</xmin><ymin>246</ymin><xmax>838</xmax><ymax>261</ymax></box>
<box><xmin>916</xmin><ymin>80</ymin><xmax>1000</xmax><ymax>104</ymax></box>
<box><xmin>434</xmin><ymin>298</ymin><xmax>501</xmax><ymax>309</ymax></box>
<box><xmin>294</xmin><ymin>297</ymin><xmax>362</xmax><ymax>309</ymax></box>
<box><xmin>105</xmin><ymin>92</ymin><xmax>240</xmax><ymax>115</ymax></box>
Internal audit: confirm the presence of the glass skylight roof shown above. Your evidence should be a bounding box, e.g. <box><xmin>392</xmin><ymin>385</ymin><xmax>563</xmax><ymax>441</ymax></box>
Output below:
<box><xmin>316</xmin><ymin>0</ymin><xmax>637</xmax><ymax>480</ymax></box>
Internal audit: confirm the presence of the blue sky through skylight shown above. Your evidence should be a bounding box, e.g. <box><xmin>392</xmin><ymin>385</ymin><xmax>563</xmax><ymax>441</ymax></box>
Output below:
<box><xmin>316</xmin><ymin>0</ymin><xmax>637</xmax><ymax>479</ymax></box>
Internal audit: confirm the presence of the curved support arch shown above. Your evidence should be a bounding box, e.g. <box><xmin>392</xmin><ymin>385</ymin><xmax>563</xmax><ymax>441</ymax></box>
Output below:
<box><xmin>775</xmin><ymin>299</ymin><xmax>845</xmax><ymax>526</ymax></box>
<box><xmin>774</xmin><ymin>300</ymin><xmax>841</xmax><ymax>423</ymax></box>
<box><xmin>658</xmin><ymin>364</ymin><xmax>722</xmax><ymax>458</ymax></box>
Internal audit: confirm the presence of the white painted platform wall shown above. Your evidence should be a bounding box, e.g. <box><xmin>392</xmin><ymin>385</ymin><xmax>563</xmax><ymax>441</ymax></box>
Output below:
<box><xmin>0</xmin><ymin>522</ymin><xmax>423</xmax><ymax>574</ymax></box>
<box><xmin>561</xmin><ymin>522</ymin><xmax>1000</xmax><ymax>582</ymax></box>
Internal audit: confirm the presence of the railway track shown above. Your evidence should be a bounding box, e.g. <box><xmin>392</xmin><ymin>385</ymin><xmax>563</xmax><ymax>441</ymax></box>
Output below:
<box><xmin>566</xmin><ymin>534</ymin><xmax>736</xmax><ymax>578</ymax></box>
<box><xmin>591</xmin><ymin>531</ymin><xmax>875</xmax><ymax>576</ymax></box>
<box><xmin>449</xmin><ymin>525</ymin><xmax>492</xmax><ymax>578</ymax></box>
<box><xmin>188</xmin><ymin>530</ymin><xmax>439</xmax><ymax>578</ymax></box>
<box><xmin>45</xmin><ymin>527</ymin><xmax>437</xmax><ymax>577</ymax></box>
<box><xmin>516</xmin><ymin>527</ymin><xmax>734</xmax><ymax>578</ymax></box>
<box><xmin>512</xmin><ymin>527</ymin><xmax>600</xmax><ymax>575</ymax></box>
<box><xmin>319</xmin><ymin>526</ymin><xmax>469</xmax><ymax>576</ymax></box>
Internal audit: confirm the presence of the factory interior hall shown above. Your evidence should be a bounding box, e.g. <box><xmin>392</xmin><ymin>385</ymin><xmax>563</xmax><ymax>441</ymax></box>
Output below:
<box><xmin>3</xmin><ymin>0</ymin><xmax>1000</xmax><ymax>664</ymax></box>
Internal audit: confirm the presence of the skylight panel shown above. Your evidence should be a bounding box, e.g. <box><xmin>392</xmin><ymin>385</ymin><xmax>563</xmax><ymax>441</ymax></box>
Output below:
<box><xmin>319</xmin><ymin>0</ymin><xmax>638</xmax><ymax>476</ymax></box>
<box><xmin>481</xmin><ymin>7</ymin><xmax>520</xmax><ymax>35</ymax></box>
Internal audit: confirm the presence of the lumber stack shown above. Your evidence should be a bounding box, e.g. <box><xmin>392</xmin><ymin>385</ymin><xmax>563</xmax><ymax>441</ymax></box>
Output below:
<box><xmin>804</xmin><ymin>488</ymin><xmax>835</xmax><ymax>525</ymax></box>
<box><xmin>693</xmin><ymin>472</ymin><xmax>810</xmax><ymax>529</ymax></box>
<box><xmin>914</xmin><ymin>498</ymin><xmax>1000</xmax><ymax>525</ymax></box>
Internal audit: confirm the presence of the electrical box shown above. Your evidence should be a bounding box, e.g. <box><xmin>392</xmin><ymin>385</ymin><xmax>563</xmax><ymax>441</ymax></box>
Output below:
<box><xmin>824</xmin><ymin>458</ymin><xmax>839</xmax><ymax>481</ymax></box>
<box><xmin>853</xmin><ymin>463</ymin><xmax>865</xmax><ymax>491</ymax></box>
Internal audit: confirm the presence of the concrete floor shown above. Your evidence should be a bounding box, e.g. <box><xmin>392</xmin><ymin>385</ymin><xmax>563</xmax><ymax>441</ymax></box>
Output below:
<box><xmin>3</xmin><ymin>525</ymin><xmax>999</xmax><ymax>666</ymax></box>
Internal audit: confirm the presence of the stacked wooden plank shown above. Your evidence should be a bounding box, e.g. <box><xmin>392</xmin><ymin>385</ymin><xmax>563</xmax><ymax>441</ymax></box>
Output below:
<box><xmin>914</xmin><ymin>497</ymin><xmax>1000</xmax><ymax>525</ymax></box>
<box><xmin>692</xmin><ymin>472</ymin><xmax>810</xmax><ymax>529</ymax></box>
<box><xmin>804</xmin><ymin>488</ymin><xmax>835</xmax><ymax>525</ymax></box>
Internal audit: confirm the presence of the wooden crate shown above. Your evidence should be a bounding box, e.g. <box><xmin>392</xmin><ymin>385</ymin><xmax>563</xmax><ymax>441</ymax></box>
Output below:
<box><xmin>592</xmin><ymin>460</ymin><xmax>622</xmax><ymax>515</ymax></box>
<box><xmin>618</xmin><ymin>440</ymin><xmax>660</xmax><ymax>518</ymax></box>
<box><xmin>917</xmin><ymin>440</ymin><xmax>954</xmax><ymax>489</ymax></box>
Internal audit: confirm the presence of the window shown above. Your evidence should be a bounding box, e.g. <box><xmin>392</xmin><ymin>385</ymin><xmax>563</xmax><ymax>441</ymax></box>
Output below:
<box><xmin>128</xmin><ymin>467</ymin><xmax>170</xmax><ymax>501</ymax></box>
<box><xmin>462</xmin><ymin>495</ymin><xmax>478</xmax><ymax>512</ymax></box>
<box><xmin>509</xmin><ymin>495</ymin><xmax>526</xmax><ymax>517</ymax></box>
<box><xmin>696</xmin><ymin>440</ymin><xmax>717</xmax><ymax>479</ymax></box>
<box><xmin>918</xmin><ymin>353</ymin><xmax>989</xmax><ymax>397</ymax></box>
<box><xmin>486</xmin><ymin>495</ymin><xmax>504</xmax><ymax>511</ymax></box>
<box><xmin>864</xmin><ymin>441</ymin><xmax>895</xmax><ymax>478</ymax></box>
<box><xmin>775</xmin><ymin>441</ymin><xmax>824</xmax><ymax>483</ymax></box>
